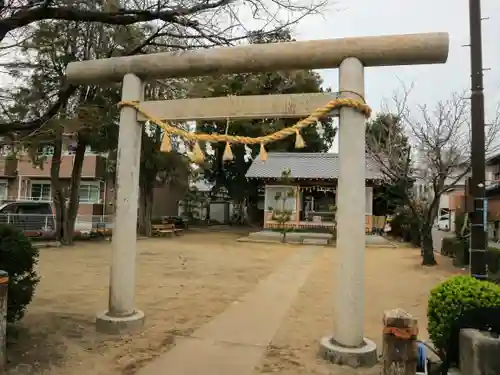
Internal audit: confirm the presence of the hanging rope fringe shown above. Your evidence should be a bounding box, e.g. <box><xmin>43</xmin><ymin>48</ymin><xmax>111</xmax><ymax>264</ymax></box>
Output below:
<box><xmin>223</xmin><ymin>142</ymin><xmax>234</xmax><ymax>161</ymax></box>
<box><xmin>160</xmin><ymin>134</ymin><xmax>172</xmax><ymax>152</ymax></box>
<box><xmin>118</xmin><ymin>97</ymin><xmax>371</xmax><ymax>163</ymax></box>
<box><xmin>259</xmin><ymin>143</ymin><xmax>268</xmax><ymax>161</ymax></box>
<box><xmin>191</xmin><ymin>141</ymin><xmax>205</xmax><ymax>164</ymax></box>
<box><xmin>295</xmin><ymin>130</ymin><xmax>305</xmax><ymax>148</ymax></box>
<box><xmin>222</xmin><ymin>118</ymin><xmax>234</xmax><ymax>161</ymax></box>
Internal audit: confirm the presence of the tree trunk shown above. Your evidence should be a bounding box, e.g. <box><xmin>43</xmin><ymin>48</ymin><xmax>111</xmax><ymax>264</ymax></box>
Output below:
<box><xmin>421</xmin><ymin>225</ymin><xmax>437</xmax><ymax>266</ymax></box>
<box><xmin>205</xmin><ymin>197</ymin><xmax>211</xmax><ymax>222</ymax></box>
<box><xmin>50</xmin><ymin>137</ymin><xmax>65</xmax><ymax>242</ymax></box>
<box><xmin>62</xmin><ymin>138</ymin><xmax>87</xmax><ymax>245</ymax></box>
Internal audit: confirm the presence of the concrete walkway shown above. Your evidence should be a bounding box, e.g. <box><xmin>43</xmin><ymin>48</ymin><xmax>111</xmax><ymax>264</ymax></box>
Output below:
<box><xmin>240</xmin><ymin>230</ymin><xmax>395</xmax><ymax>247</ymax></box>
<box><xmin>137</xmin><ymin>246</ymin><xmax>319</xmax><ymax>375</ymax></box>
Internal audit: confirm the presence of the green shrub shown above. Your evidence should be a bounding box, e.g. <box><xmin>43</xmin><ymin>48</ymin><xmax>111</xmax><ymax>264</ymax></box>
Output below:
<box><xmin>0</xmin><ymin>225</ymin><xmax>40</xmax><ymax>323</ymax></box>
<box><xmin>428</xmin><ymin>275</ymin><xmax>500</xmax><ymax>352</ymax></box>
<box><xmin>488</xmin><ymin>248</ymin><xmax>500</xmax><ymax>273</ymax></box>
<box><xmin>487</xmin><ymin>247</ymin><xmax>500</xmax><ymax>284</ymax></box>
<box><xmin>390</xmin><ymin>207</ymin><xmax>421</xmax><ymax>247</ymax></box>
<box><xmin>441</xmin><ymin>238</ymin><xmax>461</xmax><ymax>257</ymax></box>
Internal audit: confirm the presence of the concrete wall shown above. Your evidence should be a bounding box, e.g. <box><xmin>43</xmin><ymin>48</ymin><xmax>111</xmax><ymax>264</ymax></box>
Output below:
<box><xmin>459</xmin><ymin>329</ymin><xmax>500</xmax><ymax>375</ymax></box>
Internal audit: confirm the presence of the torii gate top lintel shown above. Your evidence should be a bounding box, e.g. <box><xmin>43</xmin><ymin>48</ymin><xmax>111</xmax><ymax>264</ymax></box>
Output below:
<box><xmin>66</xmin><ymin>32</ymin><xmax>449</xmax><ymax>84</ymax></box>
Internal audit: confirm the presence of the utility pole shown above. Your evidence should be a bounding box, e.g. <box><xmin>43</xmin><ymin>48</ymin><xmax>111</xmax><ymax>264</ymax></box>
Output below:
<box><xmin>468</xmin><ymin>0</ymin><xmax>487</xmax><ymax>280</ymax></box>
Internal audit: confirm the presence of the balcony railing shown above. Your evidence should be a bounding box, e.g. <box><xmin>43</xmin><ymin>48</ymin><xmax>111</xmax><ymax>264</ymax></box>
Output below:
<box><xmin>0</xmin><ymin>213</ymin><xmax>114</xmax><ymax>235</ymax></box>
<box><xmin>0</xmin><ymin>196</ymin><xmax>102</xmax><ymax>204</ymax></box>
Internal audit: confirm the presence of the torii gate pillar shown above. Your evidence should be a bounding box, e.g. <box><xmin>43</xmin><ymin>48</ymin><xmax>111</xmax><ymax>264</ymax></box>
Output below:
<box><xmin>318</xmin><ymin>57</ymin><xmax>378</xmax><ymax>366</ymax></box>
<box><xmin>95</xmin><ymin>73</ymin><xmax>146</xmax><ymax>333</ymax></box>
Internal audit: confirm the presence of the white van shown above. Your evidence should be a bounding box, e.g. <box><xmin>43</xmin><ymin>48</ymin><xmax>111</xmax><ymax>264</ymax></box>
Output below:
<box><xmin>437</xmin><ymin>215</ymin><xmax>450</xmax><ymax>231</ymax></box>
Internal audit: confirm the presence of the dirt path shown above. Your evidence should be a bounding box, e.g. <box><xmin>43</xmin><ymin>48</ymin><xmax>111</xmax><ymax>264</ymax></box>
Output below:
<box><xmin>253</xmin><ymin>247</ymin><xmax>461</xmax><ymax>375</ymax></box>
<box><xmin>136</xmin><ymin>246</ymin><xmax>320</xmax><ymax>375</ymax></box>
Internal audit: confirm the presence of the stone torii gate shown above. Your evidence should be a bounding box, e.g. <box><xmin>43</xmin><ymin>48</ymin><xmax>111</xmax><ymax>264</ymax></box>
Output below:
<box><xmin>66</xmin><ymin>32</ymin><xmax>449</xmax><ymax>366</ymax></box>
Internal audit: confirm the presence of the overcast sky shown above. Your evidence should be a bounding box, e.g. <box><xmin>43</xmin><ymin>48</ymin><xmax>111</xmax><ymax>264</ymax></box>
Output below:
<box><xmin>287</xmin><ymin>0</ymin><xmax>500</xmax><ymax>152</ymax></box>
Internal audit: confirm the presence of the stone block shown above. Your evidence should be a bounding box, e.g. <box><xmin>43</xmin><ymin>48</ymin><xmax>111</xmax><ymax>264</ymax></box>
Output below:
<box><xmin>459</xmin><ymin>328</ymin><xmax>500</xmax><ymax>375</ymax></box>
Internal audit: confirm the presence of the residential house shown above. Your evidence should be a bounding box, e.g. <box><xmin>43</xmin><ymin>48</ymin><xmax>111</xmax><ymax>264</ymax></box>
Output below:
<box><xmin>245</xmin><ymin>152</ymin><xmax>383</xmax><ymax>231</ymax></box>
<box><xmin>486</xmin><ymin>153</ymin><xmax>500</xmax><ymax>220</ymax></box>
<box><xmin>485</xmin><ymin>153</ymin><xmax>500</xmax><ymax>239</ymax></box>
<box><xmin>0</xmin><ymin>145</ymin><xmax>186</xmax><ymax>219</ymax></box>
<box><xmin>177</xmin><ymin>180</ymin><xmax>233</xmax><ymax>223</ymax></box>
<box><xmin>0</xmin><ymin>145</ymin><xmax>113</xmax><ymax>216</ymax></box>
<box><xmin>439</xmin><ymin>152</ymin><xmax>500</xmax><ymax>238</ymax></box>
<box><xmin>451</xmin><ymin>153</ymin><xmax>500</xmax><ymax>218</ymax></box>
<box><xmin>410</xmin><ymin>146</ymin><xmax>476</xmax><ymax>231</ymax></box>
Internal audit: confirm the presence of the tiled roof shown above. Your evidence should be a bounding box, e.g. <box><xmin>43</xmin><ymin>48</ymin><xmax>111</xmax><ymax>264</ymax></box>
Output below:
<box><xmin>245</xmin><ymin>152</ymin><xmax>383</xmax><ymax>179</ymax></box>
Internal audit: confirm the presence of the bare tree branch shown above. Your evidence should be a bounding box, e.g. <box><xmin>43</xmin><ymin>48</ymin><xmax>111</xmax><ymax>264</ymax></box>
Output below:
<box><xmin>367</xmin><ymin>83</ymin><xmax>500</xmax><ymax>264</ymax></box>
<box><xmin>0</xmin><ymin>0</ymin><xmax>329</xmax><ymax>135</ymax></box>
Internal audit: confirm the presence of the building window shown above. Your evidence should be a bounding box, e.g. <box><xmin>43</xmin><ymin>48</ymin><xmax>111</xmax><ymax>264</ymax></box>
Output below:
<box><xmin>0</xmin><ymin>181</ymin><xmax>7</xmax><ymax>201</ymax></box>
<box><xmin>30</xmin><ymin>183</ymin><xmax>51</xmax><ymax>201</ymax></box>
<box><xmin>79</xmin><ymin>183</ymin><xmax>100</xmax><ymax>204</ymax></box>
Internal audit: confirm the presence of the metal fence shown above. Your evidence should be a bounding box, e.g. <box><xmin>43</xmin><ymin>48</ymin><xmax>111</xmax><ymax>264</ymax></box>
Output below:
<box><xmin>0</xmin><ymin>214</ymin><xmax>114</xmax><ymax>237</ymax></box>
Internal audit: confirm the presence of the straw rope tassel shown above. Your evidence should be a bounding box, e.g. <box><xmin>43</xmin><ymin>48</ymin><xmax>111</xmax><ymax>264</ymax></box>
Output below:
<box><xmin>259</xmin><ymin>143</ymin><xmax>268</xmax><ymax>161</ymax></box>
<box><xmin>192</xmin><ymin>141</ymin><xmax>205</xmax><ymax>164</ymax></box>
<box><xmin>222</xmin><ymin>118</ymin><xmax>234</xmax><ymax>161</ymax></box>
<box><xmin>295</xmin><ymin>129</ymin><xmax>305</xmax><ymax>148</ymax></box>
<box><xmin>223</xmin><ymin>142</ymin><xmax>234</xmax><ymax>161</ymax></box>
<box><xmin>160</xmin><ymin>134</ymin><xmax>172</xmax><ymax>152</ymax></box>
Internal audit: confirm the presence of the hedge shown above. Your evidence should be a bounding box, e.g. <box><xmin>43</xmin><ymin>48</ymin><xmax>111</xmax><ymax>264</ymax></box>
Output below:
<box><xmin>441</xmin><ymin>237</ymin><xmax>465</xmax><ymax>258</ymax></box>
<box><xmin>441</xmin><ymin>237</ymin><xmax>500</xmax><ymax>277</ymax></box>
<box><xmin>0</xmin><ymin>224</ymin><xmax>39</xmax><ymax>323</ymax></box>
<box><xmin>428</xmin><ymin>275</ymin><xmax>500</xmax><ymax>353</ymax></box>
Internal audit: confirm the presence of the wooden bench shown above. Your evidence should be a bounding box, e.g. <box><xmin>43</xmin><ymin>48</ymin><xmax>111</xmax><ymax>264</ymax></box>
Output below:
<box><xmin>90</xmin><ymin>223</ymin><xmax>112</xmax><ymax>238</ymax></box>
<box><xmin>152</xmin><ymin>223</ymin><xmax>183</xmax><ymax>237</ymax></box>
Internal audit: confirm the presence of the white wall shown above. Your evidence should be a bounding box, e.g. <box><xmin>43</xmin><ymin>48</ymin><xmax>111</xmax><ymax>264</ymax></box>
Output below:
<box><xmin>365</xmin><ymin>187</ymin><xmax>373</xmax><ymax>215</ymax></box>
<box><xmin>487</xmin><ymin>164</ymin><xmax>500</xmax><ymax>183</ymax></box>
<box><xmin>439</xmin><ymin>193</ymin><xmax>450</xmax><ymax>209</ymax></box>
<box><xmin>210</xmin><ymin>202</ymin><xmax>226</xmax><ymax>223</ymax></box>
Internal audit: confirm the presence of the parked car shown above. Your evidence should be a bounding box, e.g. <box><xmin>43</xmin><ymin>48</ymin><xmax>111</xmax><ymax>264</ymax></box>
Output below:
<box><xmin>0</xmin><ymin>201</ymin><xmax>55</xmax><ymax>236</ymax></box>
<box><xmin>436</xmin><ymin>214</ymin><xmax>450</xmax><ymax>231</ymax></box>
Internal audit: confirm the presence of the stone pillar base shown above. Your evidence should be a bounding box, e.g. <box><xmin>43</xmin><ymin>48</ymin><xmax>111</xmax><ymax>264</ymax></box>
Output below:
<box><xmin>96</xmin><ymin>310</ymin><xmax>145</xmax><ymax>334</ymax></box>
<box><xmin>319</xmin><ymin>336</ymin><xmax>378</xmax><ymax>368</ymax></box>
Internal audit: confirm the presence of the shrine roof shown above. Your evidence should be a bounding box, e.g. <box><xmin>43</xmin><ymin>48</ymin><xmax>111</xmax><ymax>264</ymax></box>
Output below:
<box><xmin>245</xmin><ymin>152</ymin><xmax>384</xmax><ymax>180</ymax></box>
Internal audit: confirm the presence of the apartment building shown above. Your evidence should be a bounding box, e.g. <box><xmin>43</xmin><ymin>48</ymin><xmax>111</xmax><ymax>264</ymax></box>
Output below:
<box><xmin>485</xmin><ymin>153</ymin><xmax>500</xmax><ymax>221</ymax></box>
<box><xmin>0</xmin><ymin>145</ymin><xmax>115</xmax><ymax>216</ymax></box>
<box><xmin>441</xmin><ymin>153</ymin><xmax>500</xmax><ymax>234</ymax></box>
<box><xmin>0</xmin><ymin>145</ymin><xmax>185</xmax><ymax>217</ymax></box>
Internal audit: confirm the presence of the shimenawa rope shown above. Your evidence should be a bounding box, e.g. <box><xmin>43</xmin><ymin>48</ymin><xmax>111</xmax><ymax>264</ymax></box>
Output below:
<box><xmin>118</xmin><ymin>96</ymin><xmax>372</xmax><ymax>164</ymax></box>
